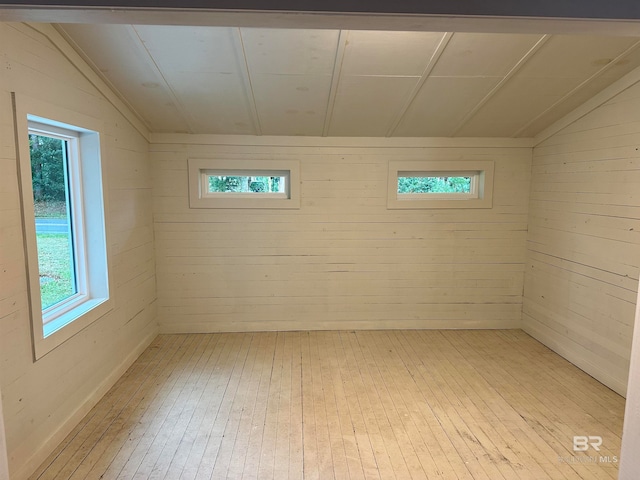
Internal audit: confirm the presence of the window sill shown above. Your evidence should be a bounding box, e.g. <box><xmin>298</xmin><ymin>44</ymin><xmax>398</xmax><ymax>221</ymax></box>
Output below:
<box><xmin>34</xmin><ymin>297</ymin><xmax>113</xmax><ymax>360</ymax></box>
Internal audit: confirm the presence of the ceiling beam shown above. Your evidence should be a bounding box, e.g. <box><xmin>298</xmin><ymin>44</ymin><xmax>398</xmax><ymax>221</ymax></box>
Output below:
<box><xmin>3</xmin><ymin>1</ymin><xmax>640</xmax><ymax>19</ymax></box>
<box><xmin>4</xmin><ymin>4</ymin><xmax>640</xmax><ymax>36</ymax></box>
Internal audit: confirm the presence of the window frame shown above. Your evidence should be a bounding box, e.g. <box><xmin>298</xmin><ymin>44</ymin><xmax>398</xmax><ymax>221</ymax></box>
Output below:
<box><xmin>13</xmin><ymin>94</ymin><xmax>113</xmax><ymax>360</ymax></box>
<box><xmin>387</xmin><ymin>160</ymin><xmax>494</xmax><ymax>209</ymax></box>
<box><xmin>29</xmin><ymin>123</ymin><xmax>87</xmax><ymax>316</ymax></box>
<box><xmin>188</xmin><ymin>158</ymin><xmax>300</xmax><ymax>209</ymax></box>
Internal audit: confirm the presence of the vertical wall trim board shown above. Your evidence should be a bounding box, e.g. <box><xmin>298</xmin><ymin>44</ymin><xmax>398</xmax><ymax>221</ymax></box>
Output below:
<box><xmin>0</xmin><ymin>384</ymin><xmax>8</xmax><ymax>480</ymax></box>
<box><xmin>619</xmin><ymin>283</ymin><xmax>640</xmax><ymax>477</ymax></box>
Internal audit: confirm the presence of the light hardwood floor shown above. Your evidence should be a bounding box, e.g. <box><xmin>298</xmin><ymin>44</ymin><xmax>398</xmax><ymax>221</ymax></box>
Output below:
<box><xmin>30</xmin><ymin>330</ymin><xmax>624</xmax><ymax>479</ymax></box>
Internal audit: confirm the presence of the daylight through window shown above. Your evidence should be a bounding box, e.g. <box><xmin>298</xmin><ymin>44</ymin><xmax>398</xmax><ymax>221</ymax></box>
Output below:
<box><xmin>398</xmin><ymin>175</ymin><xmax>473</xmax><ymax>195</ymax></box>
<box><xmin>206</xmin><ymin>173</ymin><xmax>288</xmax><ymax>197</ymax></box>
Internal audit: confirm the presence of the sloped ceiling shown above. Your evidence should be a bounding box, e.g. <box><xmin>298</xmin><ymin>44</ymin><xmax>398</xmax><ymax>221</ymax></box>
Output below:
<box><xmin>58</xmin><ymin>24</ymin><xmax>640</xmax><ymax>137</ymax></box>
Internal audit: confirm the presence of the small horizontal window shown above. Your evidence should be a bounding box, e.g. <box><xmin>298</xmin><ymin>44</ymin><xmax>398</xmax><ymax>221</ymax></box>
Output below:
<box><xmin>388</xmin><ymin>161</ymin><xmax>494</xmax><ymax>209</ymax></box>
<box><xmin>189</xmin><ymin>159</ymin><xmax>300</xmax><ymax>209</ymax></box>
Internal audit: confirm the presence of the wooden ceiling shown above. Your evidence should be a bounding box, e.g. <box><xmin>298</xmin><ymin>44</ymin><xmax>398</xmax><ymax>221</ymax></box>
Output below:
<box><xmin>58</xmin><ymin>25</ymin><xmax>640</xmax><ymax>137</ymax></box>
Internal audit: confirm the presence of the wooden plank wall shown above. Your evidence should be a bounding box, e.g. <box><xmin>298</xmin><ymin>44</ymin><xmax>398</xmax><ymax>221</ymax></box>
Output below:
<box><xmin>151</xmin><ymin>136</ymin><xmax>532</xmax><ymax>333</ymax></box>
<box><xmin>524</xmin><ymin>82</ymin><xmax>640</xmax><ymax>396</ymax></box>
<box><xmin>0</xmin><ymin>23</ymin><xmax>158</xmax><ymax>480</ymax></box>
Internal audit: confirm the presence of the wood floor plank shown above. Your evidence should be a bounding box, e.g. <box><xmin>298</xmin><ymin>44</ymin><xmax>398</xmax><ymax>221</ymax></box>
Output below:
<box><xmin>194</xmin><ymin>333</ymin><xmax>254</xmax><ymax>480</ymax></box>
<box><xmin>317</xmin><ymin>332</ymin><xmax>351</xmax><ymax>479</ymax></box>
<box><xmin>344</xmin><ymin>331</ymin><xmax>401</xmax><ymax>480</ymax></box>
<box><xmin>179</xmin><ymin>333</ymin><xmax>247</xmax><ymax>480</ymax></box>
<box><xmin>307</xmin><ymin>332</ymin><xmax>335</xmax><ymax>480</ymax></box>
<box><xmin>336</xmin><ymin>332</ymin><xmax>380</xmax><ymax>480</ymax></box>
<box><xmin>299</xmin><ymin>333</ymin><xmax>319</xmax><ymax>480</ymax></box>
<box><xmin>354</xmin><ymin>331</ymin><xmax>414</xmax><ymax>479</ymax></box>
<box><xmin>272</xmin><ymin>332</ymin><xmax>294</xmax><ymax>480</ymax></box>
<box><xmin>256</xmin><ymin>332</ymin><xmax>284</xmax><ymax>480</ymax></box>
<box><xmin>287</xmin><ymin>332</ymin><xmax>305</xmax><ymax>480</ymax></box>
<box><xmin>150</xmin><ymin>334</ymin><xmax>221</xmax><ymax>479</ymax></box>
<box><xmin>31</xmin><ymin>330</ymin><xmax>626</xmax><ymax>480</ymax></box>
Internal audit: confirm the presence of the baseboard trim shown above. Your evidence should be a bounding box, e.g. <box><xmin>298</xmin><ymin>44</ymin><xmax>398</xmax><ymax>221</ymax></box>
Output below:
<box><xmin>13</xmin><ymin>330</ymin><xmax>158</xmax><ymax>480</ymax></box>
<box><xmin>159</xmin><ymin>319</ymin><xmax>522</xmax><ymax>334</ymax></box>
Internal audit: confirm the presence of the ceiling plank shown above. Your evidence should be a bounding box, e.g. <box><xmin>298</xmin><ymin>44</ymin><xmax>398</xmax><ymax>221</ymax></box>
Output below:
<box><xmin>328</xmin><ymin>75</ymin><xmax>420</xmax><ymax>137</ymax></box>
<box><xmin>130</xmin><ymin>25</ymin><xmax>198</xmax><ymax>133</ymax></box>
<box><xmin>131</xmin><ymin>25</ymin><xmax>256</xmax><ymax>134</ymax></box>
<box><xmin>534</xmin><ymin>65</ymin><xmax>640</xmax><ymax>145</ymax></box>
<box><xmin>251</xmin><ymin>73</ymin><xmax>332</xmax><ymax>135</ymax></box>
<box><xmin>392</xmin><ymin>77</ymin><xmax>503</xmax><ymax>137</ymax></box>
<box><xmin>512</xmin><ymin>39</ymin><xmax>640</xmax><ymax>137</ymax></box>
<box><xmin>54</xmin><ymin>24</ymin><xmax>152</xmax><ymax>136</ymax></box>
<box><xmin>40</xmin><ymin>23</ymin><xmax>151</xmax><ymax>139</ymax></box>
<box><xmin>449</xmin><ymin>34</ymin><xmax>551</xmax><ymax>137</ymax></box>
<box><xmin>386</xmin><ymin>31</ymin><xmax>453</xmax><ymax>137</ymax></box>
<box><xmin>322</xmin><ymin>30</ymin><xmax>347</xmax><ymax>137</ymax></box>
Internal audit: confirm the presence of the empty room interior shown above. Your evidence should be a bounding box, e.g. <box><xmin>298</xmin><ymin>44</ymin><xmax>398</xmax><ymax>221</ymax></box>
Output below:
<box><xmin>3</xmin><ymin>3</ymin><xmax>640</xmax><ymax>480</ymax></box>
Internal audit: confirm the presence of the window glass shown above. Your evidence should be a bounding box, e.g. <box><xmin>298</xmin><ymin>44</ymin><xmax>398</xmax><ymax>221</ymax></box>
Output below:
<box><xmin>398</xmin><ymin>175</ymin><xmax>472</xmax><ymax>194</ymax></box>
<box><xmin>29</xmin><ymin>133</ymin><xmax>78</xmax><ymax>310</ymax></box>
<box><xmin>207</xmin><ymin>174</ymin><xmax>287</xmax><ymax>194</ymax></box>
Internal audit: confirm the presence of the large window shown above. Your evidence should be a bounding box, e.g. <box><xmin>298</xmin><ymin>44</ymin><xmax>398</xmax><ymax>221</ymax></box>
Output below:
<box><xmin>15</xmin><ymin>95</ymin><xmax>111</xmax><ymax>359</ymax></box>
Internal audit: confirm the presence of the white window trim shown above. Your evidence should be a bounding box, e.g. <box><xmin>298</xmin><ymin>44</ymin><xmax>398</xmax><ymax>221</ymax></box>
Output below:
<box><xmin>188</xmin><ymin>158</ymin><xmax>300</xmax><ymax>209</ymax></box>
<box><xmin>13</xmin><ymin>93</ymin><xmax>113</xmax><ymax>360</ymax></box>
<box><xmin>388</xmin><ymin>160</ymin><xmax>494</xmax><ymax>209</ymax></box>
